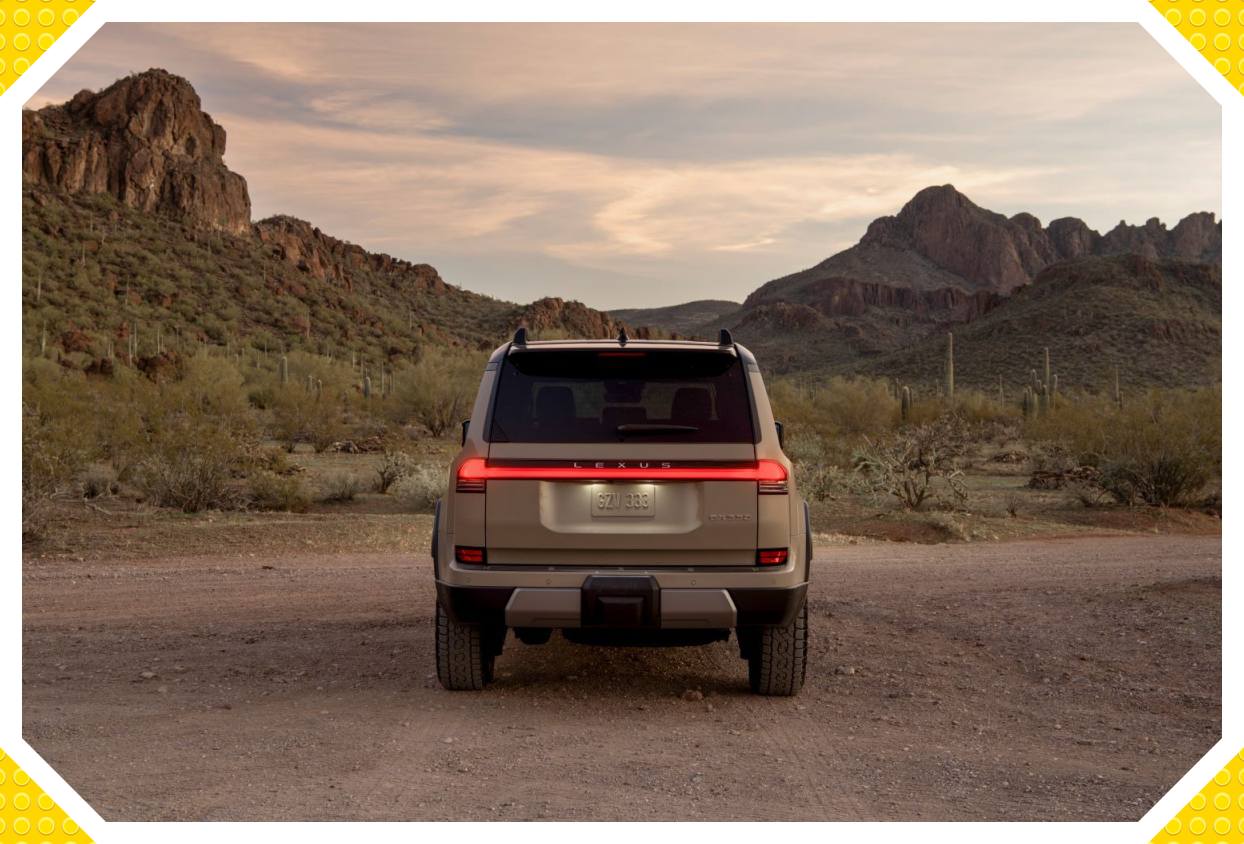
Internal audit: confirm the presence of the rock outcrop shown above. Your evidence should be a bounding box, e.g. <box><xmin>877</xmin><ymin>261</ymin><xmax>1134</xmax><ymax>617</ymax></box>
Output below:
<box><xmin>22</xmin><ymin>69</ymin><xmax>251</xmax><ymax>234</ymax></box>
<box><xmin>516</xmin><ymin>297</ymin><xmax>657</xmax><ymax>339</ymax></box>
<box><xmin>255</xmin><ymin>215</ymin><xmax>448</xmax><ymax>294</ymax></box>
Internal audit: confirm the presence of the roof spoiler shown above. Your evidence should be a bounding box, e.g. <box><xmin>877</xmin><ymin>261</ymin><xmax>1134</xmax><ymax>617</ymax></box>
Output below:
<box><xmin>718</xmin><ymin>328</ymin><xmax>734</xmax><ymax>347</ymax></box>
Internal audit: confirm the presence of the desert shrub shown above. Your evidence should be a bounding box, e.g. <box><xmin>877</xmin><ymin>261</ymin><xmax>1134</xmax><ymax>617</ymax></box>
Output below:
<box><xmin>270</xmin><ymin>385</ymin><xmax>345</xmax><ymax>452</ymax></box>
<box><xmin>22</xmin><ymin>405</ymin><xmax>75</xmax><ymax>539</ymax></box>
<box><xmin>854</xmin><ymin>414</ymin><xmax>973</xmax><ymax>509</ymax></box>
<box><xmin>248</xmin><ymin>471</ymin><xmax>309</xmax><ymax>512</ymax></box>
<box><xmin>375</xmin><ymin>449</ymin><xmax>417</xmax><ymax>493</ymax></box>
<box><xmin>79</xmin><ymin>463</ymin><xmax>119</xmax><ymax>499</ymax></box>
<box><xmin>769</xmin><ymin>376</ymin><xmax>899</xmax><ymax>439</ymax></box>
<box><xmin>171</xmin><ymin>354</ymin><xmax>251</xmax><ymax>418</ymax></box>
<box><xmin>951</xmin><ymin>390</ymin><xmax>1020</xmax><ymax>425</ymax></box>
<box><xmin>1026</xmin><ymin>387</ymin><xmax>1218</xmax><ymax>507</ymax></box>
<box><xmin>389</xmin><ymin>348</ymin><xmax>486</xmax><ymax>437</ymax></box>
<box><xmin>320</xmin><ymin>472</ymin><xmax>363</xmax><ymax>503</ymax></box>
<box><xmin>392</xmin><ymin>464</ymin><xmax>444</xmax><ymax>512</ymax></box>
<box><xmin>783</xmin><ymin>429</ymin><xmax>865</xmax><ymax>501</ymax></box>
<box><xmin>132</xmin><ymin>410</ymin><xmax>249</xmax><ymax>512</ymax></box>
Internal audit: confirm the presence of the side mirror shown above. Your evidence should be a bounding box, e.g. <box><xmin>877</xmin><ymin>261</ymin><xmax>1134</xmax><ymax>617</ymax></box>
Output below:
<box><xmin>774</xmin><ymin>420</ymin><xmax>785</xmax><ymax>449</ymax></box>
<box><xmin>460</xmin><ymin>419</ymin><xmax>470</xmax><ymax>446</ymax></box>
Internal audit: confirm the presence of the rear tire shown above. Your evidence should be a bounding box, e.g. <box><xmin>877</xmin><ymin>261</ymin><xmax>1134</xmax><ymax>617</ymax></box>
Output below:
<box><xmin>746</xmin><ymin>599</ymin><xmax>808</xmax><ymax>696</ymax></box>
<box><xmin>435</xmin><ymin>602</ymin><xmax>495</xmax><ymax>690</ymax></box>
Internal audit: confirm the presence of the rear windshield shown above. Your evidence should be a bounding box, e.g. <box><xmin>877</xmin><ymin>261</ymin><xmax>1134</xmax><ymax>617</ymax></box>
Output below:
<box><xmin>488</xmin><ymin>349</ymin><xmax>756</xmax><ymax>443</ymax></box>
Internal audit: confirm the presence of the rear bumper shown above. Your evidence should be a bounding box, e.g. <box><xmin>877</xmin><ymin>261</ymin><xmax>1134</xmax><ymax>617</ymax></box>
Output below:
<box><xmin>435</xmin><ymin>580</ymin><xmax>808</xmax><ymax>629</ymax></box>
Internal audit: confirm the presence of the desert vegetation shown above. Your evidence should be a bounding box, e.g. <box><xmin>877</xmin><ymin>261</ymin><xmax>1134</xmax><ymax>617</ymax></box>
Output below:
<box><xmin>768</xmin><ymin>358</ymin><xmax>1220</xmax><ymax>541</ymax></box>
<box><xmin>22</xmin><ymin>326</ymin><xmax>1220</xmax><ymax>549</ymax></box>
<box><xmin>20</xmin><ymin>341</ymin><xmax>482</xmax><ymax>539</ymax></box>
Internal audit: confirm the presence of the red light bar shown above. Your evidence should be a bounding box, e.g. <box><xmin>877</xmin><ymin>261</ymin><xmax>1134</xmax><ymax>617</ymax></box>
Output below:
<box><xmin>756</xmin><ymin>548</ymin><xmax>789</xmax><ymax>566</ymax></box>
<box><xmin>456</xmin><ymin>457</ymin><xmax>787</xmax><ymax>486</ymax></box>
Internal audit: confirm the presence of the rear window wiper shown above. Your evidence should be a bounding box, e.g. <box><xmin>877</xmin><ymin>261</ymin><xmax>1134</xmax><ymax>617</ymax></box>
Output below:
<box><xmin>616</xmin><ymin>424</ymin><xmax>700</xmax><ymax>435</ymax></box>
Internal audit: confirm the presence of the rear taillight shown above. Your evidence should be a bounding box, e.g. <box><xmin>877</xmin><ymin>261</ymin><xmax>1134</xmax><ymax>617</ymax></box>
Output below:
<box><xmin>756</xmin><ymin>548</ymin><xmax>789</xmax><ymax>566</ymax></box>
<box><xmin>455</xmin><ymin>545</ymin><xmax>486</xmax><ymax>564</ymax></box>
<box><xmin>455</xmin><ymin>456</ymin><xmax>788</xmax><ymax>488</ymax></box>
<box><xmin>456</xmin><ymin>457</ymin><xmax>487</xmax><ymax>493</ymax></box>
<box><xmin>756</xmin><ymin>459</ymin><xmax>789</xmax><ymax>495</ymax></box>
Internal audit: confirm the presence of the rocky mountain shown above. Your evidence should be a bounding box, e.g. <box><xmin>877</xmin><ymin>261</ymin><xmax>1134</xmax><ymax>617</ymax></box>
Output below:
<box><xmin>22</xmin><ymin>70</ymin><xmax>647</xmax><ymax>369</ymax></box>
<box><xmin>637</xmin><ymin>185</ymin><xmax>1220</xmax><ymax>387</ymax></box>
<box><xmin>745</xmin><ymin>185</ymin><xmax>1220</xmax><ymax>309</ymax></box>
<box><xmin>22</xmin><ymin>69</ymin><xmax>252</xmax><ymax>235</ymax></box>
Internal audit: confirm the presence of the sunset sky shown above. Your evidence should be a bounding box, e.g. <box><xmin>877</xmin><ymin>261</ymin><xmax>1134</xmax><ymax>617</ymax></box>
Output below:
<box><xmin>31</xmin><ymin>23</ymin><xmax>1220</xmax><ymax>310</ymax></box>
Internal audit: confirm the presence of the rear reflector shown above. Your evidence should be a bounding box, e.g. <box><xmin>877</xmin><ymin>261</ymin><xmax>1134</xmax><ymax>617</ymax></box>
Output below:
<box><xmin>756</xmin><ymin>548</ymin><xmax>789</xmax><ymax>566</ymax></box>
<box><xmin>455</xmin><ymin>457</ymin><xmax>788</xmax><ymax>490</ymax></box>
<box><xmin>454</xmin><ymin>545</ymin><xmax>486</xmax><ymax>564</ymax></box>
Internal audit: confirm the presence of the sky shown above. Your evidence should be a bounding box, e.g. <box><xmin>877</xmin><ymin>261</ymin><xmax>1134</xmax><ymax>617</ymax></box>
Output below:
<box><xmin>30</xmin><ymin>23</ymin><xmax>1220</xmax><ymax>311</ymax></box>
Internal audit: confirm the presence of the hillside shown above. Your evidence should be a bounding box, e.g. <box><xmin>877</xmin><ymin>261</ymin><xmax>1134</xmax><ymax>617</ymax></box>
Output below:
<box><xmin>610</xmin><ymin>299</ymin><xmax>739</xmax><ymax>337</ymax></box>
<box><xmin>21</xmin><ymin>69</ymin><xmax>647</xmax><ymax>369</ymax></box>
<box><xmin>847</xmin><ymin>254</ymin><xmax>1222</xmax><ymax>392</ymax></box>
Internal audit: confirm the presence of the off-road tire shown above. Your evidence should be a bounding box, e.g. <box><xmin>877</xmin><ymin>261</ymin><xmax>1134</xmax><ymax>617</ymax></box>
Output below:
<box><xmin>747</xmin><ymin>599</ymin><xmax>808</xmax><ymax>696</ymax></box>
<box><xmin>435</xmin><ymin>602</ymin><xmax>494</xmax><ymax>690</ymax></box>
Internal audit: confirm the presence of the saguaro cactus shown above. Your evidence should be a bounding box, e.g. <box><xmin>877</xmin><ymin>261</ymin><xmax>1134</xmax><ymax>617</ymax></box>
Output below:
<box><xmin>1113</xmin><ymin>366</ymin><xmax>1122</xmax><ymax>408</ymax></box>
<box><xmin>280</xmin><ymin>355</ymin><xmax>289</xmax><ymax>386</ymax></box>
<box><xmin>363</xmin><ymin>375</ymin><xmax>373</xmax><ymax>400</ymax></box>
<box><xmin>945</xmin><ymin>332</ymin><xmax>955</xmax><ymax>400</ymax></box>
<box><xmin>1050</xmin><ymin>374</ymin><xmax>1058</xmax><ymax>410</ymax></box>
<box><xmin>901</xmin><ymin>385</ymin><xmax>912</xmax><ymax>422</ymax></box>
<box><xmin>1043</xmin><ymin>347</ymin><xmax>1051</xmax><ymax>390</ymax></box>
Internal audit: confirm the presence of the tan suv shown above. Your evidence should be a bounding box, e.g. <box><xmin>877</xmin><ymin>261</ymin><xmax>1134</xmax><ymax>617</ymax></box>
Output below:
<box><xmin>432</xmin><ymin>329</ymin><xmax>810</xmax><ymax>695</ymax></box>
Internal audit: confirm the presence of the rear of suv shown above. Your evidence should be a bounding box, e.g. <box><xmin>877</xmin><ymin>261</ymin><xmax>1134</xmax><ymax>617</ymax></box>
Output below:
<box><xmin>432</xmin><ymin>329</ymin><xmax>811</xmax><ymax>695</ymax></box>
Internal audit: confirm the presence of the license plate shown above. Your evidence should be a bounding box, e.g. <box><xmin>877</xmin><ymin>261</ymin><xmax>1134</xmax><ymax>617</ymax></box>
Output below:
<box><xmin>590</xmin><ymin>483</ymin><xmax>656</xmax><ymax>518</ymax></box>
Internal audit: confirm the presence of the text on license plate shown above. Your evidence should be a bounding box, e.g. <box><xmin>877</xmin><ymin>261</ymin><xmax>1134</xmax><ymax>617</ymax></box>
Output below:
<box><xmin>590</xmin><ymin>483</ymin><xmax>656</xmax><ymax>518</ymax></box>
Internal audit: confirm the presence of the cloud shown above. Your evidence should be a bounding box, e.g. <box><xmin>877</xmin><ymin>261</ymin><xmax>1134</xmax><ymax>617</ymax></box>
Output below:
<box><xmin>29</xmin><ymin>22</ymin><xmax>1220</xmax><ymax>308</ymax></box>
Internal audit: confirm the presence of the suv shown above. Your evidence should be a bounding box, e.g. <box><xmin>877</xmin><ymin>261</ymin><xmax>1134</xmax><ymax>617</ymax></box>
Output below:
<box><xmin>432</xmin><ymin>329</ymin><xmax>810</xmax><ymax>695</ymax></box>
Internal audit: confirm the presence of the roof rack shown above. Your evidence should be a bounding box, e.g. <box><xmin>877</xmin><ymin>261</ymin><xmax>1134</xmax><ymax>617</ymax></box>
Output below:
<box><xmin>513</xmin><ymin>326</ymin><xmax>528</xmax><ymax>347</ymax></box>
<box><xmin>718</xmin><ymin>328</ymin><xmax>733</xmax><ymax>347</ymax></box>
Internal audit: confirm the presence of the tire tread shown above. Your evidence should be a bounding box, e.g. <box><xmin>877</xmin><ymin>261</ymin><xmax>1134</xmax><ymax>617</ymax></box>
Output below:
<box><xmin>747</xmin><ymin>600</ymin><xmax>808</xmax><ymax>696</ymax></box>
<box><xmin>435</xmin><ymin>603</ymin><xmax>491</xmax><ymax>691</ymax></box>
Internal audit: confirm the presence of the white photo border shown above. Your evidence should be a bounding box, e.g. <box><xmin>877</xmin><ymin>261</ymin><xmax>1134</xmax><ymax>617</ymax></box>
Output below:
<box><xmin>2</xmin><ymin>2</ymin><xmax>1235</xmax><ymax>842</ymax></box>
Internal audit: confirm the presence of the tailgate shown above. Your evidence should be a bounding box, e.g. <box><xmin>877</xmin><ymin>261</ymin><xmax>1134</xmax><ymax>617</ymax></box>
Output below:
<box><xmin>484</xmin><ymin>443</ymin><xmax>759</xmax><ymax>566</ymax></box>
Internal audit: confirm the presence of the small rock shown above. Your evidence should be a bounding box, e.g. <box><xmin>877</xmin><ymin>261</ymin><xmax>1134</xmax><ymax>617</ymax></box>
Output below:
<box><xmin>834</xmin><ymin>666</ymin><xmax>856</xmax><ymax>676</ymax></box>
<box><xmin>156</xmin><ymin>686</ymin><xmax>168</xmax><ymax>694</ymax></box>
<box><xmin>140</xmin><ymin>671</ymin><xmax>157</xmax><ymax>680</ymax></box>
<box><xmin>443</xmin><ymin>736</ymin><xmax>456</xmax><ymax>744</ymax></box>
<box><xmin>682</xmin><ymin>689</ymin><xmax>704</xmax><ymax>702</ymax></box>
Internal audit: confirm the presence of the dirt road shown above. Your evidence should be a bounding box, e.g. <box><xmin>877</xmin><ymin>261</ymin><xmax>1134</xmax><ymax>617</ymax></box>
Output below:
<box><xmin>23</xmin><ymin>532</ymin><xmax>1219</xmax><ymax>821</ymax></box>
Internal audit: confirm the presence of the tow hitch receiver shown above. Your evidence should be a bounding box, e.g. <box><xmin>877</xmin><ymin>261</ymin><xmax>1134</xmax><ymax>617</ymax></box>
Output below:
<box><xmin>581</xmin><ymin>576</ymin><xmax>660</xmax><ymax>627</ymax></box>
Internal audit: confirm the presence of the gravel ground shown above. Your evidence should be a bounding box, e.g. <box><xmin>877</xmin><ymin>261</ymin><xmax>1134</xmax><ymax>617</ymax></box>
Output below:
<box><xmin>23</xmin><ymin>533</ymin><xmax>1219</xmax><ymax>821</ymax></box>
